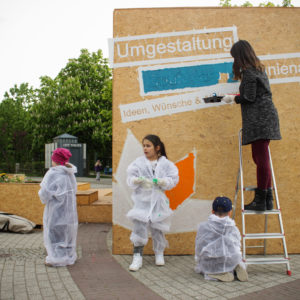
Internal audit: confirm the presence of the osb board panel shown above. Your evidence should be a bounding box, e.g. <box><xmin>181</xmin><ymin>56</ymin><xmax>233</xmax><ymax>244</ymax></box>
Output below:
<box><xmin>113</xmin><ymin>225</ymin><xmax>195</xmax><ymax>255</ymax></box>
<box><xmin>112</xmin><ymin>8</ymin><xmax>300</xmax><ymax>254</ymax></box>
<box><xmin>97</xmin><ymin>188</ymin><xmax>113</xmax><ymax>198</ymax></box>
<box><xmin>76</xmin><ymin>190</ymin><xmax>98</xmax><ymax>205</ymax></box>
<box><xmin>77</xmin><ymin>205</ymin><xmax>112</xmax><ymax>223</ymax></box>
<box><xmin>77</xmin><ymin>182</ymin><xmax>90</xmax><ymax>191</ymax></box>
<box><xmin>0</xmin><ymin>183</ymin><xmax>43</xmax><ymax>225</ymax></box>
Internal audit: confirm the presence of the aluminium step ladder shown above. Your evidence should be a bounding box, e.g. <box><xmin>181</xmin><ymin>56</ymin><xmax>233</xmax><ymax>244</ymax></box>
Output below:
<box><xmin>233</xmin><ymin>129</ymin><xmax>291</xmax><ymax>276</ymax></box>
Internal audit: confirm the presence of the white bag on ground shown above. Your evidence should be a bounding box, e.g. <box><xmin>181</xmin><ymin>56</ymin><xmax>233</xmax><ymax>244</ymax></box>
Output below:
<box><xmin>0</xmin><ymin>212</ymin><xmax>36</xmax><ymax>233</ymax></box>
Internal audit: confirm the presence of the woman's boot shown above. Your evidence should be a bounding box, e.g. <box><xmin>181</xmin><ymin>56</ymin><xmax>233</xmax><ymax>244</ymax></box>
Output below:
<box><xmin>266</xmin><ymin>188</ymin><xmax>274</xmax><ymax>210</ymax></box>
<box><xmin>244</xmin><ymin>188</ymin><xmax>267</xmax><ymax>211</ymax></box>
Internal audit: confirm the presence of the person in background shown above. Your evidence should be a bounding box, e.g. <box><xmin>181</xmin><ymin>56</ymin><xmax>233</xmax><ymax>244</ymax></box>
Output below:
<box><xmin>222</xmin><ymin>40</ymin><xmax>281</xmax><ymax>211</ymax></box>
<box><xmin>95</xmin><ymin>159</ymin><xmax>102</xmax><ymax>181</ymax></box>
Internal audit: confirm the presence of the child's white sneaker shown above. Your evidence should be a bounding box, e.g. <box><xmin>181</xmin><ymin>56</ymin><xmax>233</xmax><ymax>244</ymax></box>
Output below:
<box><xmin>155</xmin><ymin>254</ymin><xmax>165</xmax><ymax>266</ymax></box>
<box><xmin>129</xmin><ymin>253</ymin><xmax>142</xmax><ymax>271</ymax></box>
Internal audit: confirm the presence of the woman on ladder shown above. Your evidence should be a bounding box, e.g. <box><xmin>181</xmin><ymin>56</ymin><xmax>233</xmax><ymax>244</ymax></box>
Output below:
<box><xmin>222</xmin><ymin>40</ymin><xmax>281</xmax><ymax>211</ymax></box>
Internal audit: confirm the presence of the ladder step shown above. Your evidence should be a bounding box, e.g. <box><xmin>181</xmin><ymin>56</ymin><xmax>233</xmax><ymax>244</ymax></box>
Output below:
<box><xmin>238</xmin><ymin>186</ymin><xmax>275</xmax><ymax>191</ymax></box>
<box><xmin>244</xmin><ymin>186</ymin><xmax>256</xmax><ymax>191</ymax></box>
<box><xmin>243</xmin><ymin>209</ymin><xmax>280</xmax><ymax>215</ymax></box>
<box><xmin>245</xmin><ymin>257</ymin><xmax>289</xmax><ymax>265</ymax></box>
<box><xmin>244</xmin><ymin>233</ymin><xmax>284</xmax><ymax>239</ymax></box>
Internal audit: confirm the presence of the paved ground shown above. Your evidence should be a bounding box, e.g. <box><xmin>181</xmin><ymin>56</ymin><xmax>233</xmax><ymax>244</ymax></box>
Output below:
<box><xmin>1</xmin><ymin>223</ymin><xmax>300</xmax><ymax>300</ymax></box>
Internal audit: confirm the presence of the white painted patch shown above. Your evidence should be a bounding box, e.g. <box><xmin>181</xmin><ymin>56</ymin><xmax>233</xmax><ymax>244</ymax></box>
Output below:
<box><xmin>169</xmin><ymin>198</ymin><xmax>212</xmax><ymax>233</ymax></box>
<box><xmin>259</xmin><ymin>52</ymin><xmax>300</xmax><ymax>60</ymax></box>
<box><xmin>113</xmin><ymin>129</ymin><xmax>143</xmax><ymax>227</ymax></box>
<box><xmin>119</xmin><ymin>83</ymin><xmax>239</xmax><ymax>123</ymax></box>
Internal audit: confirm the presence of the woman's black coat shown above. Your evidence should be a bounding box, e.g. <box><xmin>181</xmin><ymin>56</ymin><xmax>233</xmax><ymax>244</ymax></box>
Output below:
<box><xmin>235</xmin><ymin>68</ymin><xmax>281</xmax><ymax>145</ymax></box>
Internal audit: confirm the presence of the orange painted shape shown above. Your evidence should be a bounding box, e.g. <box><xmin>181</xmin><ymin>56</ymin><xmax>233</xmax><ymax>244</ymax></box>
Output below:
<box><xmin>166</xmin><ymin>152</ymin><xmax>195</xmax><ymax>210</ymax></box>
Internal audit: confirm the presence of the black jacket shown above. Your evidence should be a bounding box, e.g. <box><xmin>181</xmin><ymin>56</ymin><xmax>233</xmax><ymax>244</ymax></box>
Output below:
<box><xmin>235</xmin><ymin>68</ymin><xmax>281</xmax><ymax>145</ymax></box>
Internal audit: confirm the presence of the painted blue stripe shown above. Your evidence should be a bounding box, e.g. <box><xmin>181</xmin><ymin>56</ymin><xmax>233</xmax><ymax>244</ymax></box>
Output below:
<box><xmin>142</xmin><ymin>62</ymin><xmax>236</xmax><ymax>93</ymax></box>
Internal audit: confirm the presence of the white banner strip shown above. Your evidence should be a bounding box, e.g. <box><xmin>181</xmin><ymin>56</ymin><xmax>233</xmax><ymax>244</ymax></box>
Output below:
<box><xmin>109</xmin><ymin>26</ymin><xmax>238</xmax><ymax>68</ymax></box>
<box><xmin>119</xmin><ymin>82</ymin><xmax>239</xmax><ymax>123</ymax></box>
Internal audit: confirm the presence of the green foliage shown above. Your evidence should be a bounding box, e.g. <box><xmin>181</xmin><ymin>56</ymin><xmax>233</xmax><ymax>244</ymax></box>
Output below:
<box><xmin>259</xmin><ymin>1</ymin><xmax>276</xmax><ymax>6</ymax></box>
<box><xmin>282</xmin><ymin>0</ymin><xmax>293</xmax><ymax>6</ymax></box>
<box><xmin>0</xmin><ymin>173</ymin><xmax>24</xmax><ymax>183</ymax></box>
<box><xmin>220</xmin><ymin>0</ymin><xmax>232</xmax><ymax>7</ymax></box>
<box><xmin>0</xmin><ymin>83</ymin><xmax>37</xmax><ymax>168</ymax></box>
<box><xmin>220</xmin><ymin>0</ymin><xmax>294</xmax><ymax>6</ymax></box>
<box><xmin>242</xmin><ymin>1</ymin><xmax>253</xmax><ymax>7</ymax></box>
<box><xmin>1</xmin><ymin>49</ymin><xmax>112</xmax><ymax>174</ymax></box>
<box><xmin>30</xmin><ymin>49</ymin><xmax>112</xmax><ymax>164</ymax></box>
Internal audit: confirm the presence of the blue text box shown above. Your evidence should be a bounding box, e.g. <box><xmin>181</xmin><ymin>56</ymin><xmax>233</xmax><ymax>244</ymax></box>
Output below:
<box><xmin>142</xmin><ymin>62</ymin><xmax>236</xmax><ymax>94</ymax></box>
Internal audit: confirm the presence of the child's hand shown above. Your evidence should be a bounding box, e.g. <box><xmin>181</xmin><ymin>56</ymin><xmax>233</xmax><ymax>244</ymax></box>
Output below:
<box><xmin>133</xmin><ymin>177</ymin><xmax>153</xmax><ymax>188</ymax></box>
<box><xmin>132</xmin><ymin>177</ymin><xmax>145</xmax><ymax>185</ymax></box>
<box><xmin>221</xmin><ymin>95</ymin><xmax>235</xmax><ymax>104</ymax></box>
<box><xmin>142</xmin><ymin>178</ymin><xmax>153</xmax><ymax>189</ymax></box>
<box><xmin>153</xmin><ymin>178</ymin><xmax>167</xmax><ymax>187</ymax></box>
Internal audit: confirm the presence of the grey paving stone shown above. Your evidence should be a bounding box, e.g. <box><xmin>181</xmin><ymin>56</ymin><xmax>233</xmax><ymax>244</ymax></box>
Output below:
<box><xmin>40</xmin><ymin>287</ymin><xmax>56</xmax><ymax>297</ymax></box>
<box><xmin>0</xmin><ymin>290</ymin><xmax>14</xmax><ymax>299</ymax></box>
<box><xmin>38</xmin><ymin>280</ymin><xmax>52</xmax><ymax>288</ymax></box>
<box><xmin>54</xmin><ymin>290</ymin><xmax>72</xmax><ymax>299</ymax></box>
<box><xmin>14</xmin><ymin>295</ymin><xmax>29</xmax><ymax>300</ymax></box>
<box><xmin>26</xmin><ymin>285</ymin><xmax>41</xmax><ymax>294</ymax></box>
<box><xmin>27</xmin><ymin>294</ymin><xmax>43</xmax><ymax>300</ymax></box>
<box><xmin>69</xmin><ymin>292</ymin><xmax>86</xmax><ymax>300</ymax></box>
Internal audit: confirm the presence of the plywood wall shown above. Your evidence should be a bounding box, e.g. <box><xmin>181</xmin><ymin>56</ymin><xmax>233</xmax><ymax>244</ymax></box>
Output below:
<box><xmin>111</xmin><ymin>7</ymin><xmax>300</xmax><ymax>255</ymax></box>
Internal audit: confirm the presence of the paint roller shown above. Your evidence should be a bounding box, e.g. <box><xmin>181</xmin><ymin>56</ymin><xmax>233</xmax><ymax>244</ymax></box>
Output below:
<box><xmin>203</xmin><ymin>93</ymin><xmax>239</xmax><ymax>103</ymax></box>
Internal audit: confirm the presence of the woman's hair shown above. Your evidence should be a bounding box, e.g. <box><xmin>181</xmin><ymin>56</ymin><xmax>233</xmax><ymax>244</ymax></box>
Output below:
<box><xmin>230</xmin><ymin>40</ymin><xmax>265</xmax><ymax>80</ymax></box>
<box><xmin>143</xmin><ymin>134</ymin><xmax>167</xmax><ymax>158</ymax></box>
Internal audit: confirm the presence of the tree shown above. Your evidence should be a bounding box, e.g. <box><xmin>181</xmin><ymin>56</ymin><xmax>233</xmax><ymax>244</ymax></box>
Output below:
<box><xmin>242</xmin><ymin>1</ymin><xmax>253</xmax><ymax>6</ymax></box>
<box><xmin>219</xmin><ymin>0</ymin><xmax>233</xmax><ymax>7</ymax></box>
<box><xmin>0</xmin><ymin>83</ymin><xmax>37</xmax><ymax>170</ymax></box>
<box><xmin>220</xmin><ymin>0</ymin><xmax>294</xmax><ymax>6</ymax></box>
<box><xmin>30</xmin><ymin>49</ymin><xmax>112</xmax><ymax>169</ymax></box>
<box><xmin>259</xmin><ymin>1</ymin><xmax>276</xmax><ymax>6</ymax></box>
<box><xmin>282</xmin><ymin>0</ymin><xmax>293</xmax><ymax>6</ymax></box>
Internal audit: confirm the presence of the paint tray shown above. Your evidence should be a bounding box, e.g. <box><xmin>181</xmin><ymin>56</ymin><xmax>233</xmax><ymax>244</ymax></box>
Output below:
<box><xmin>203</xmin><ymin>95</ymin><xmax>223</xmax><ymax>103</ymax></box>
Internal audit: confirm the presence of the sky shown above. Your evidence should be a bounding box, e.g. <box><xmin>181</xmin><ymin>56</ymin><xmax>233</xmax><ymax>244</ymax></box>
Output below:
<box><xmin>0</xmin><ymin>0</ymin><xmax>299</xmax><ymax>99</ymax></box>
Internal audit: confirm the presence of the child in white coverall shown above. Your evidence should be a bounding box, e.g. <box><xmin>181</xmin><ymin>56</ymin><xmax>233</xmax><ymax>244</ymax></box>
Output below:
<box><xmin>195</xmin><ymin>196</ymin><xmax>248</xmax><ymax>282</ymax></box>
<box><xmin>127</xmin><ymin>134</ymin><xmax>179</xmax><ymax>271</ymax></box>
<box><xmin>39</xmin><ymin>148</ymin><xmax>78</xmax><ymax>267</ymax></box>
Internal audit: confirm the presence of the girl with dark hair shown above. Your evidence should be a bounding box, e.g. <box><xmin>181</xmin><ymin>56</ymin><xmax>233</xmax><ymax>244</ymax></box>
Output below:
<box><xmin>126</xmin><ymin>134</ymin><xmax>179</xmax><ymax>271</ymax></box>
<box><xmin>222</xmin><ymin>40</ymin><xmax>281</xmax><ymax>211</ymax></box>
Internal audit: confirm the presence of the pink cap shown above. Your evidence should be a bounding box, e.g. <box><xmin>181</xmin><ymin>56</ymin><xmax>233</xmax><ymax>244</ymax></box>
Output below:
<box><xmin>51</xmin><ymin>148</ymin><xmax>72</xmax><ymax>165</ymax></box>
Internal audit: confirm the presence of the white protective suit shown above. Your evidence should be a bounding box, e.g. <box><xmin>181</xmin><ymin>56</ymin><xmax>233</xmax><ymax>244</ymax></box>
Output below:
<box><xmin>195</xmin><ymin>214</ymin><xmax>243</xmax><ymax>275</ymax></box>
<box><xmin>38</xmin><ymin>164</ymin><xmax>78</xmax><ymax>266</ymax></box>
<box><xmin>127</xmin><ymin>155</ymin><xmax>179</xmax><ymax>254</ymax></box>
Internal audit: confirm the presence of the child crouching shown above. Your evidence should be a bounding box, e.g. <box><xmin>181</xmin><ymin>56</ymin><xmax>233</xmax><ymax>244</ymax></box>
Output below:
<box><xmin>195</xmin><ymin>196</ymin><xmax>248</xmax><ymax>282</ymax></box>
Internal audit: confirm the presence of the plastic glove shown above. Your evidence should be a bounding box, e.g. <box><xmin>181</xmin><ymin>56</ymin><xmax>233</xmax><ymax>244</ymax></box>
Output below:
<box><xmin>221</xmin><ymin>95</ymin><xmax>235</xmax><ymax>104</ymax></box>
<box><xmin>142</xmin><ymin>178</ymin><xmax>153</xmax><ymax>189</ymax></box>
<box><xmin>132</xmin><ymin>177</ymin><xmax>145</xmax><ymax>185</ymax></box>
<box><xmin>153</xmin><ymin>178</ymin><xmax>167</xmax><ymax>187</ymax></box>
